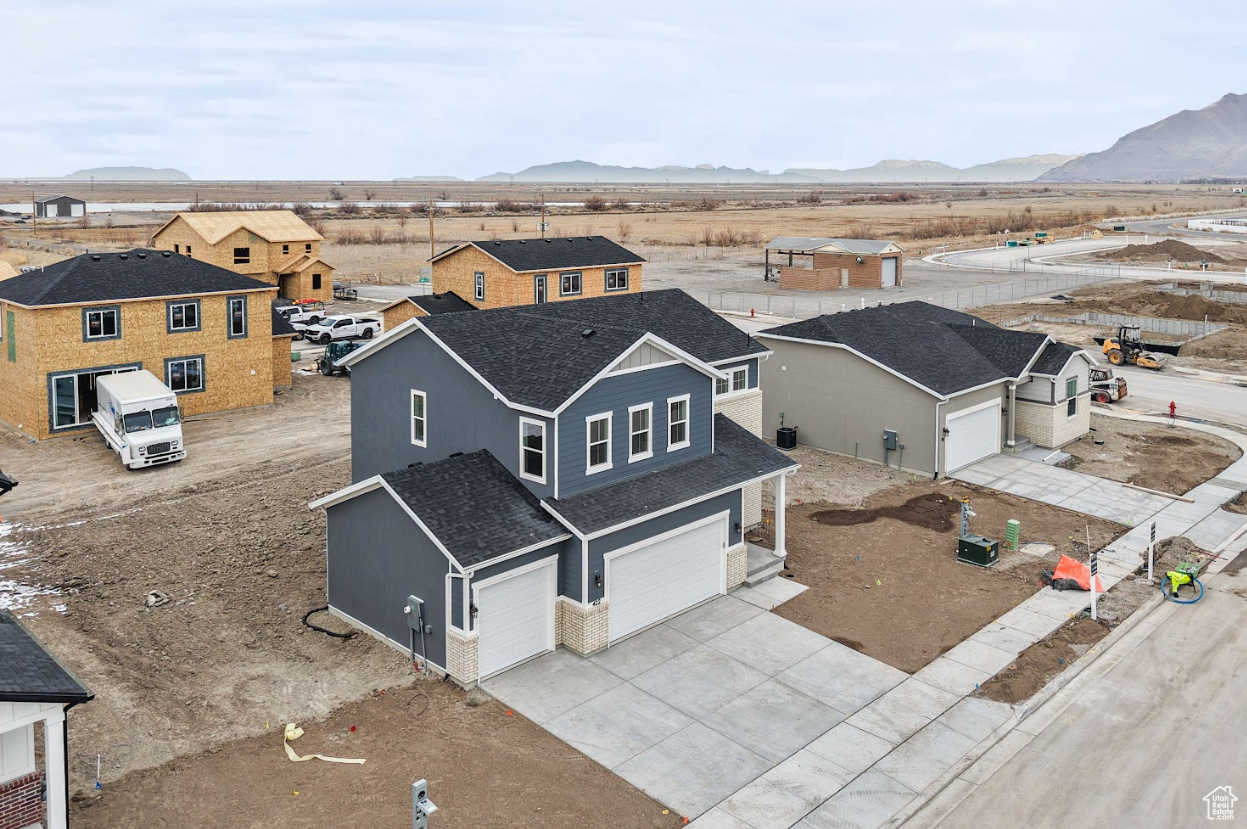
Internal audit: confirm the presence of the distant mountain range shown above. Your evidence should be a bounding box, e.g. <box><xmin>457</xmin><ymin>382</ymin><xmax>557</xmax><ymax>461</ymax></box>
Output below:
<box><xmin>63</xmin><ymin>166</ymin><xmax>191</xmax><ymax>181</ymax></box>
<box><xmin>473</xmin><ymin>155</ymin><xmax>1082</xmax><ymax>184</ymax></box>
<box><xmin>1041</xmin><ymin>93</ymin><xmax>1247</xmax><ymax>182</ymax></box>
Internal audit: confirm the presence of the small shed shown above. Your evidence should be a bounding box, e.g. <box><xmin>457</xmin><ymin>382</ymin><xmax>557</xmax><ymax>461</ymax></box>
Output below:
<box><xmin>0</xmin><ymin>611</ymin><xmax>93</xmax><ymax>829</ymax></box>
<box><xmin>34</xmin><ymin>195</ymin><xmax>86</xmax><ymax>219</ymax></box>
<box><xmin>765</xmin><ymin>236</ymin><xmax>904</xmax><ymax>291</ymax></box>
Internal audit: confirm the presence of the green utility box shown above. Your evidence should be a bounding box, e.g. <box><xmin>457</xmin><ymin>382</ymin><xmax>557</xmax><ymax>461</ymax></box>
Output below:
<box><xmin>958</xmin><ymin>535</ymin><xmax>999</xmax><ymax>567</ymax></box>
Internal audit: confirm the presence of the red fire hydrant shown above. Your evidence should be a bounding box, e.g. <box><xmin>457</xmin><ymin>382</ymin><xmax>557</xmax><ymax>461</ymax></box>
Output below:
<box><xmin>1169</xmin><ymin>400</ymin><xmax>1177</xmax><ymax>422</ymax></box>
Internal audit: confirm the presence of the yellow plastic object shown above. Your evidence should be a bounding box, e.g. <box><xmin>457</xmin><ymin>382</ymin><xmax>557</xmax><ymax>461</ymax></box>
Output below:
<box><xmin>283</xmin><ymin>722</ymin><xmax>366</xmax><ymax>765</ymax></box>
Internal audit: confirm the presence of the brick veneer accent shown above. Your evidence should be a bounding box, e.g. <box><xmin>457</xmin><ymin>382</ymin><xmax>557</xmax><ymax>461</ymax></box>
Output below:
<box><xmin>727</xmin><ymin>544</ymin><xmax>747</xmax><ymax>590</ymax></box>
<box><xmin>779</xmin><ymin>266</ymin><xmax>843</xmax><ymax>291</ymax></box>
<box><xmin>715</xmin><ymin>390</ymin><xmax>764</xmax><ymax>527</ymax></box>
<box><xmin>1015</xmin><ymin>394</ymin><xmax>1091</xmax><ymax>448</ymax></box>
<box><xmin>445</xmin><ymin>628</ymin><xmax>479</xmax><ymax>686</ymax></box>
<box><xmin>0</xmin><ymin>771</ymin><xmax>42</xmax><ymax>829</ymax></box>
<box><xmin>557</xmin><ymin>599</ymin><xmax>609</xmax><ymax>656</ymax></box>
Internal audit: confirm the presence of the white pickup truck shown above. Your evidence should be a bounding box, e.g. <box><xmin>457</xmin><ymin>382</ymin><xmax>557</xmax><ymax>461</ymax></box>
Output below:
<box><xmin>92</xmin><ymin>370</ymin><xmax>186</xmax><ymax>469</ymax></box>
<box><xmin>303</xmin><ymin>315</ymin><xmax>382</xmax><ymax>344</ymax></box>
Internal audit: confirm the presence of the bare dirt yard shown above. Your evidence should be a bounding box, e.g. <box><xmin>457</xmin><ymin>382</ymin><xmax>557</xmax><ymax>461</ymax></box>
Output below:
<box><xmin>73</xmin><ymin>680</ymin><xmax>678</xmax><ymax>829</ymax></box>
<box><xmin>976</xmin><ymin>281</ymin><xmax>1247</xmax><ymax>374</ymax></box>
<box><xmin>1061</xmin><ymin>414</ymin><xmax>1241</xmax><ymax>495</ymax></box>
<box><xmin>0</xmin><ymin>373</ymin><xmax>676</xmax><ymax>827</ymax></box>
<box><xmin>764</xmin><ymin>462</ymin><xmax>1123</xmax><ymax>674</ymax></box>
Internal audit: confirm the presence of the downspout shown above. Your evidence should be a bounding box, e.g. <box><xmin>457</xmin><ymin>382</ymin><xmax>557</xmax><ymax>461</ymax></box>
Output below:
<box><xmin>1007</xmin><ymin>381</ymin><xmax>1017</xmax><ymax>448</ymax></box>
<box><xmin>63</xmin><ymin>701</ymin><xmax>80</xmax><ymax>829</ymax></box>
<box><xmin>933</xmin><ymin>398</ymin><xmax>945</xmax><ymax>480</ymax></box>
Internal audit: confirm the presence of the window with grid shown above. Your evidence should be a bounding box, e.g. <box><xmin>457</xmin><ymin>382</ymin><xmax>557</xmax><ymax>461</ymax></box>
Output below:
<box><xmin>520</xmin><ymin>418</ymin><xmax>545</xmax><ymax>482</ymax></box>
<box><xmin>668</xmin><ymin>396</ymin><xmax>689</xmax><ymax>450</ymax></box>
<box><xmin>411</xmin><ymin>390</ymin><xmax>427</xmax><ymax>446</ymax></box>
<box><xmin>587</xmin><ymin>414</ymin><xmax>611</xmax><ymax>472</ymax></box>
<box><xmin>1066</xmin><ymin>377</ymin><xmax>1078</xmax><ymax>417</ymax></box>
<box><xmin>629</xmin><ymin>404</ymin><xmax>652</xmax><ymax>461</ymax></box>
<box><xmin>474</xmin><ymin>272</ymin><xmax>485</xmax><ymax>301</ymax></box>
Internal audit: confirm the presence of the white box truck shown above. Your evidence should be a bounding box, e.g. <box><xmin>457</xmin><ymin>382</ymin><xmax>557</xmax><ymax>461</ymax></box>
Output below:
<box><xmin>92</xmin><ymin>370</ymin><xmax>187</xmax><ymax>469</ymax></box>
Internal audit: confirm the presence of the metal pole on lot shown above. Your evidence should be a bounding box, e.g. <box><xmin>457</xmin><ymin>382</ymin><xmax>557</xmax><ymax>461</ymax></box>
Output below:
<box><xmin>1148</xmin><ymin>522</ymin><xmax>1156</xmax><ymax>584</ymax></box>
<box><xmin>1088</xmin><ymin>525</ymin><xmax>1097</xmax><ymax>621</ymax></box>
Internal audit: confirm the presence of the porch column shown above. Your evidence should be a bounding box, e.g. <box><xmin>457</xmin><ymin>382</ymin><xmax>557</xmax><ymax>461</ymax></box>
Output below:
<box><xmin>45</xmin><ymin>712</ymin><xmax>67</xmax><ymax>829</ymax></box>
<box><xmin>774</xmin><ymin>472</ymin><xmax>787</xmax><ymax>559</ymax></box>
<box><xmin>1007</xmin><ymin>383</ymin><xmax>1017</xmax><ymax>447</ymax></box>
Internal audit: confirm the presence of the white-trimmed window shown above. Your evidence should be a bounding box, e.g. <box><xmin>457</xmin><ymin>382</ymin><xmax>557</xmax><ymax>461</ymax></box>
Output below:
<box><xmin>629</xmin><ymin>403</ymin><xmax>652</xmax><ymax>462</ymax></box>
<box><xmin>560</xmin><ymin>272</ymin><xmax>582</xmax><ymax>296</ymax></box>
<box><xmin>474</xmin><ymin>271</ymin><xmax>485</xmax><ymax>301</ymax></box>
<box><xmin>519</xmin><ymin>417</ymin><xmax>546</xmax><ymax>483</ymax></box>
<box><xmin>667</xmin><ymin>394</ymin><xmax>690</xmax><ymax>451</ymax></box>
<box><xmin>166</xmin><ymin>356</ymin><xmax>204</xmax><ymax>393</ymax></box>
<box><xmin>605</xmin><ymin>268</ymin><xmax>629</xmax><ymax>291</ymax></box>
<box><xmin>586</xmin><ymin>413</ymin><xmax>612</xmax><ymax>473</ymax></box>
<box><xmin>411</xmin><ymin>389</ymin><xmax>427</xmax><ymax>446</ymax></box>
<box><xmin>715</xmin><ymin>366</ymin><xmax>749</xmax><ymax>396</ymax></box>
<box><xmin>168</xmin><ymin>300</ymin><xmax>199</xmax><ymax>332</ymax></box>
<box><xmin>1066</xmin><ymin>377</ymin><xmax>1078</xmax><ymax>418</ymax></box>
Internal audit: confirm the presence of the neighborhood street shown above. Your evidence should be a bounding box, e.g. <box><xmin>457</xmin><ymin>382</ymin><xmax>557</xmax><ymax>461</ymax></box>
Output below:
<box><xmin>926</xmin><ymin>560</ymin><xmax>1247</xmax><ymax>829</ymax></box>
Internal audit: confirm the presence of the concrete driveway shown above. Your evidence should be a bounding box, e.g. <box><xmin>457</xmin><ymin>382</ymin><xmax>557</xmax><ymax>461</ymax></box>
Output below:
<box><xmin>482</xmin><ymin>593</ymin><xmax>908</xmax><ymax>819</ymax></box>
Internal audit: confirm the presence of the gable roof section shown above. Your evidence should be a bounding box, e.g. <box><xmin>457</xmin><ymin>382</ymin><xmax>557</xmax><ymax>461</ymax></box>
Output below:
<box><xmin>35</xmin><ymin>194</ymin><xmax>84</xmax><ymax>205</ymax></box>
<box><xmin>277</xmin><ymin>254</ymin><xmax>335</xmax><ymax>275</ymax></box>
<box><xmin>547</xmin><ymin>415</ymin><xmax>798</xmax><ymax>536</ymax></box>
<box><xmin>0</xmin><ymin>611</ymin><xmax>93</xmax><ymax>704</ymax></box>
<box><xmin>1029</xmin><ymin>341</ymin><xmax>1089</xmax><ymax>376</ymax></box>
<box><xmin>433</xmin><ymin>236</ymin><xmax>644</xmax><ymax>271</ymax></box>
<box><xmin>155</xmin><ymin>210</ymin><xmax>322</xmax><ymax>244</ymax></box>
<box><xmin>380</xmin><ymin>452</ymin><xmax>568</xmax><ymax>568</ymax></box>
<box><xmin>758</xmin><ymin>301</ymin><xmax>1052</xmax><ymax>396</ymax></box>
<box><xmin>766</xmin><ymin>236</ymin><xmax>904</xmax><ymax>255</ymax></box>
<box><xmin>0</xmin><ymin>250</ymin><xmax>276</xmax><ymax>307</ymax></box>
<box><xmin>412</xmin><ymin>291</ymin><xmax>476</xmax><ymax>315</ymax></box>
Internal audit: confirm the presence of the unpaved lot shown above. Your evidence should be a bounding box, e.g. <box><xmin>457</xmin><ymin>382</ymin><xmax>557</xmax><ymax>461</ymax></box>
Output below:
<box><xmin>73</xmin><ymin>679</ymin><xmax>679</xmax><ymax>829</ymax></box>
<box><xmin>1062</xmin><ymin>414</ymin><xmax>1241</xmax><ymax>495</ymax></box>
<box><xmin>770</xmin><ymin>473</ymin><xmax>1123</xmax><ymax>674</ymax></box>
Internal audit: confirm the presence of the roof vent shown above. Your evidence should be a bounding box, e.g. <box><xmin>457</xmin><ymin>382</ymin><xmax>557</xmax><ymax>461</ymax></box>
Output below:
<box><xmin>582</xmin><ymin>328</ymin><xmax>595</xmax><ymax>338</ymax></box>
<box><xmin>137</xmin><ymin>252</ymin><xmax>147</xmax><ymax>259</ymax></box>
<box><xmin>544</xmin><ymin>239</ymin><xmax>552</xmax><ymax>243</ymax></box>
<box><xmin>118</xmin><ymin>254</ymin><xmax>127</xmax><ymax>260</ymax></box>
<box><xmin>161</xmin><ymin>250</ymin><xmax>171</xmax><ymax>257</ymax></box>
<box><xmin>448</xmin><ymin>451</ymin><xmax>464</xmax><ymax>458</ymax></box>
<box><xmin>91</xmin><ymin>254</ymin><xmax>101</xmax><ymax>261</ymax></box>
<box><xmin>494</xmin><ymin>240</ymin><xmax>502</xmax><ymax>245</ymax></box>
<box><xmin>519</xmin><ymin>240</ymin><xmax>526</xmax><ymax>244</ymax></box>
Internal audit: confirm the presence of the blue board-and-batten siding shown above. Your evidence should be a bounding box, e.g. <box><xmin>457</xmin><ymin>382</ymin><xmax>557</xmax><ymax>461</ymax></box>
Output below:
<box><xmin>325</xmin><ymin>488</ymin><xmax>450</xmax><ymax>669</ymax></box>
<box><xmin>557</xmin><ymin>363</ymin><xmax>714</xmax><ymax>498</ymax></box>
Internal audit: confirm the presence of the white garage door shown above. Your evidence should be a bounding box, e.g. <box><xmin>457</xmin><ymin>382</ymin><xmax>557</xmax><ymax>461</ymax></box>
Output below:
<box><xmin>71</xmin><ymin>203</ymin><xmax>84</xmax><ymax>217</ymax></box>
<box><xmin>882</xmin><ymin>257</ymin><xmax>898</xmax><ymax>286</ymax></box>
<box><xmin>44</xmin><ymin>204</ymin><xmax>57</xmax><ymax>218</ymax></box>
<box><xmin>946</xmin><ymin>402</ymin><xmax>1000</xmax><ymax>472</ymax></box>
<box><xmin>607</xmin><ymin>516</ymin><xmax>726</xmax><ymax>642</ymax></box>
<box><xmin>475</xmin><ymin>559</ymin><xmax>555</xmax><ymax>678</ymax></box>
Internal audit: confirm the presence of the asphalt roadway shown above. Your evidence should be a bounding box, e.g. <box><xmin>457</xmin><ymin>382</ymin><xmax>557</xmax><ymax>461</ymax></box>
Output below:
<box><xmin>932</xmin><ymin>559</ymin><xmax>1247</xmax><ymax>829</ymax></box>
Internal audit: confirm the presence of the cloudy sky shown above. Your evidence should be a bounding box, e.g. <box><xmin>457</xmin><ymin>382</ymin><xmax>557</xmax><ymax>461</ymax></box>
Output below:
<box><xmin>4</xmin><ymin>1</ymin><xmax>1244</xmax><ymax>179</ymax></box>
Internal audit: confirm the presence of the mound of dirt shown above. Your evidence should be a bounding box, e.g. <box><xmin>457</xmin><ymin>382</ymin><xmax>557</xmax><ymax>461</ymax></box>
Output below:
<box><xmin>810</xmin><ymin>493</ymin><xmax>959</xmax><ymax>531</ymax></box>
<box><xmin>1226</xmin><ymin>491</ymin><xmax>1247</xmax><ymax>516</ymax></box>
<box><xmin>1096</xmin><ymin>239</ymin><xmax>1225</xmax><ymax>263</ymax></box>
<box><xmin>1111</xmin><ymin>291</ymin><xmax>1247</xmax><ymax>325</ymax></box>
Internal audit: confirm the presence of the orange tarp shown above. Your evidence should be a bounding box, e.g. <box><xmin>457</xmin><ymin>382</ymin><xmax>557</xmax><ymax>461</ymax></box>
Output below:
<box><xmin>1053</xmin><ymin>554</ymin><xmax>1105</xmax><ymax>593</ymax></box>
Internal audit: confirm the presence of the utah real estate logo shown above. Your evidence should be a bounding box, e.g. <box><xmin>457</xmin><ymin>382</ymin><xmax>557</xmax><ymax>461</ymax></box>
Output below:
<box><xmin>1206</xmin><ymin>786</ymin><xmax>1237</xmax><ymax>821</ymax></box>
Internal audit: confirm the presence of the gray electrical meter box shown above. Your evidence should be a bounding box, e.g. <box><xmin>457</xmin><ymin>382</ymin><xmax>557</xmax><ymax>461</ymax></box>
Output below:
<box><xmin>413</xmin><ymin>779</ymin><xmax>438</xmax><ymax>829</ymax></box>
<box><xmin>406</xmin><ymin>595</ymin><xmax>423</xmax><ymax>631</ymax></box>
<box><xmin>882</xmin><ymin>430</ymin><xmax>898</xmax><ymax>450</ymax></box>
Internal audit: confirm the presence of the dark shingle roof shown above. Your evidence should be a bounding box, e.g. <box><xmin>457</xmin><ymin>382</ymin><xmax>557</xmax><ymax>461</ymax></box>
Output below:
<box><xmin>0</xmin><ymin>249</ymin><xmax>275</xmax><ymax>306</ymax></box>
<box><xmin>1030</xmin><ymin>341</ymin><xmax>1082</xmax><ymax>375</ymax></box>
<box><xmin>759</xmin><ymin>301</ymin><xmax>1052</xmax><ymax>396</ymax></box>
<box><xmin>0</xmin><ymin>611</ymin><xmax>92</xmax><ymax>704</ymax></box>
<box><xmin>416</xmin><ymin>289</ymin><xmax>766</xmax><ymax>411</ymax></box>
<box><xmin>547</xmin><ymin>415</ymin><xmax>797</xmax><ymax>534</ymax></box>
<box><xmin>380</xmin><ymin>451</ymin><xmax>566</xmax><ymax>568</ymax></box>
<box><xmin>271</xmin><ymin>308</ymin><xmax>298</xmax><ymax>336</ymax></box>
<box><xmin>519</xmin><ymin>289</ymin><xmax>768</xmax><ymax>365</ymax></box>
<box><xmin>448</xmin><ymin>237</ymin><xmax>644</xmax><ymax>272</ymax></box>
<box><xmin>410</xmin><ymin>292</ymin><xmax>475</xmax><ymax>315</ymax></box>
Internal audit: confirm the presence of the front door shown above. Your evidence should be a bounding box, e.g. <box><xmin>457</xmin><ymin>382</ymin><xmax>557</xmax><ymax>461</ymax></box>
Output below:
<box><xmin>534</xmin><ymin>274</ymin><xmax>547</xmax><ymax>304</ymax></box>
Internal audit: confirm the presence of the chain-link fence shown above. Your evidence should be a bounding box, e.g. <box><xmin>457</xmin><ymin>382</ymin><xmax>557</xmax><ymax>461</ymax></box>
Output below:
<box><xmin>695</xmin><ymin>270</ymin><xmax>1119</xmax><ymax>320</ymax></box>
<box><xmin>1001</xmin><ymin>312</ymin><xmax>1226</xmax><ymax>339</ymax></box>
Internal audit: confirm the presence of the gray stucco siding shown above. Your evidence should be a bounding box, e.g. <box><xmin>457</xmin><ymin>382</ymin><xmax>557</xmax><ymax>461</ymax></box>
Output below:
<box><xmin>761</xmin><ymin>339</ymin><xmax>940</xmax><ymax>474</ymax></box>
<box><xmin>350</xmin><ymin>332</ymin><xmax>554</xmax><ymax>497</ymax></box>
<box><xmin>585</xmin><ymin>489</ymin><xmax>742</xmax><ymax>603</ymax></box>
<box><xmin>326</xmin><ymin>489</ymin><xmax>450</xmax><ymax>668</ymax></box>
<box><xmin>558</xmin><ymin>362</ymin><xmax>714</xmax><ymax>497</ymax></box>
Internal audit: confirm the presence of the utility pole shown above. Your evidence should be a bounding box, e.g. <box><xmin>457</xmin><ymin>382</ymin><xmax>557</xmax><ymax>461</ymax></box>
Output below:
<box><xmin>31</xmin><ymin>191</ymin><xmax>36</xmax><ymax>236</ymax></box>
<box><xmin>428</xmin><ymin>206</ymin><xmax>435</xmax><ymax>262</ymax></box>
<box><xmin>540</xmin><ymin>194</ymin><xmax>547</xmax><ymax>239</ymax></box>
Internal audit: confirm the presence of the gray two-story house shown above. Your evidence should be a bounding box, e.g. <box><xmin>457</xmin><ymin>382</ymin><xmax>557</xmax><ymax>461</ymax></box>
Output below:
<box><xmin>311</xmin><ymin>290</ymin><xmax>797</xmax><ymax>685</ymax></box>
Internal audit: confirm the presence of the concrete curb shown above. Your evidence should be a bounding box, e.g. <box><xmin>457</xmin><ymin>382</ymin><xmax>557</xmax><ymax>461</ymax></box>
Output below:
<box><xmin>897</xmin><ymin>524</ymin><xmax>1247</xmax><ymax>828</ymax></box>
<box><xmin>1166</xmin><ymin>365</ymin><xmax>1247</xmax><ymax>386</ymax></box>
<box><xmin>890</xmin><ymin>585</ymin><xmax>1165</xmax><ymax>828</ymax></box>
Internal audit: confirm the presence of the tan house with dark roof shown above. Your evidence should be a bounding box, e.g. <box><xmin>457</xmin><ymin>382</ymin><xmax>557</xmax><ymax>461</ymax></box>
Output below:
<box><xmin>152</xmin><ymin>210</ymin><xmax>336</xmax><ymax>303</ymax></box>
